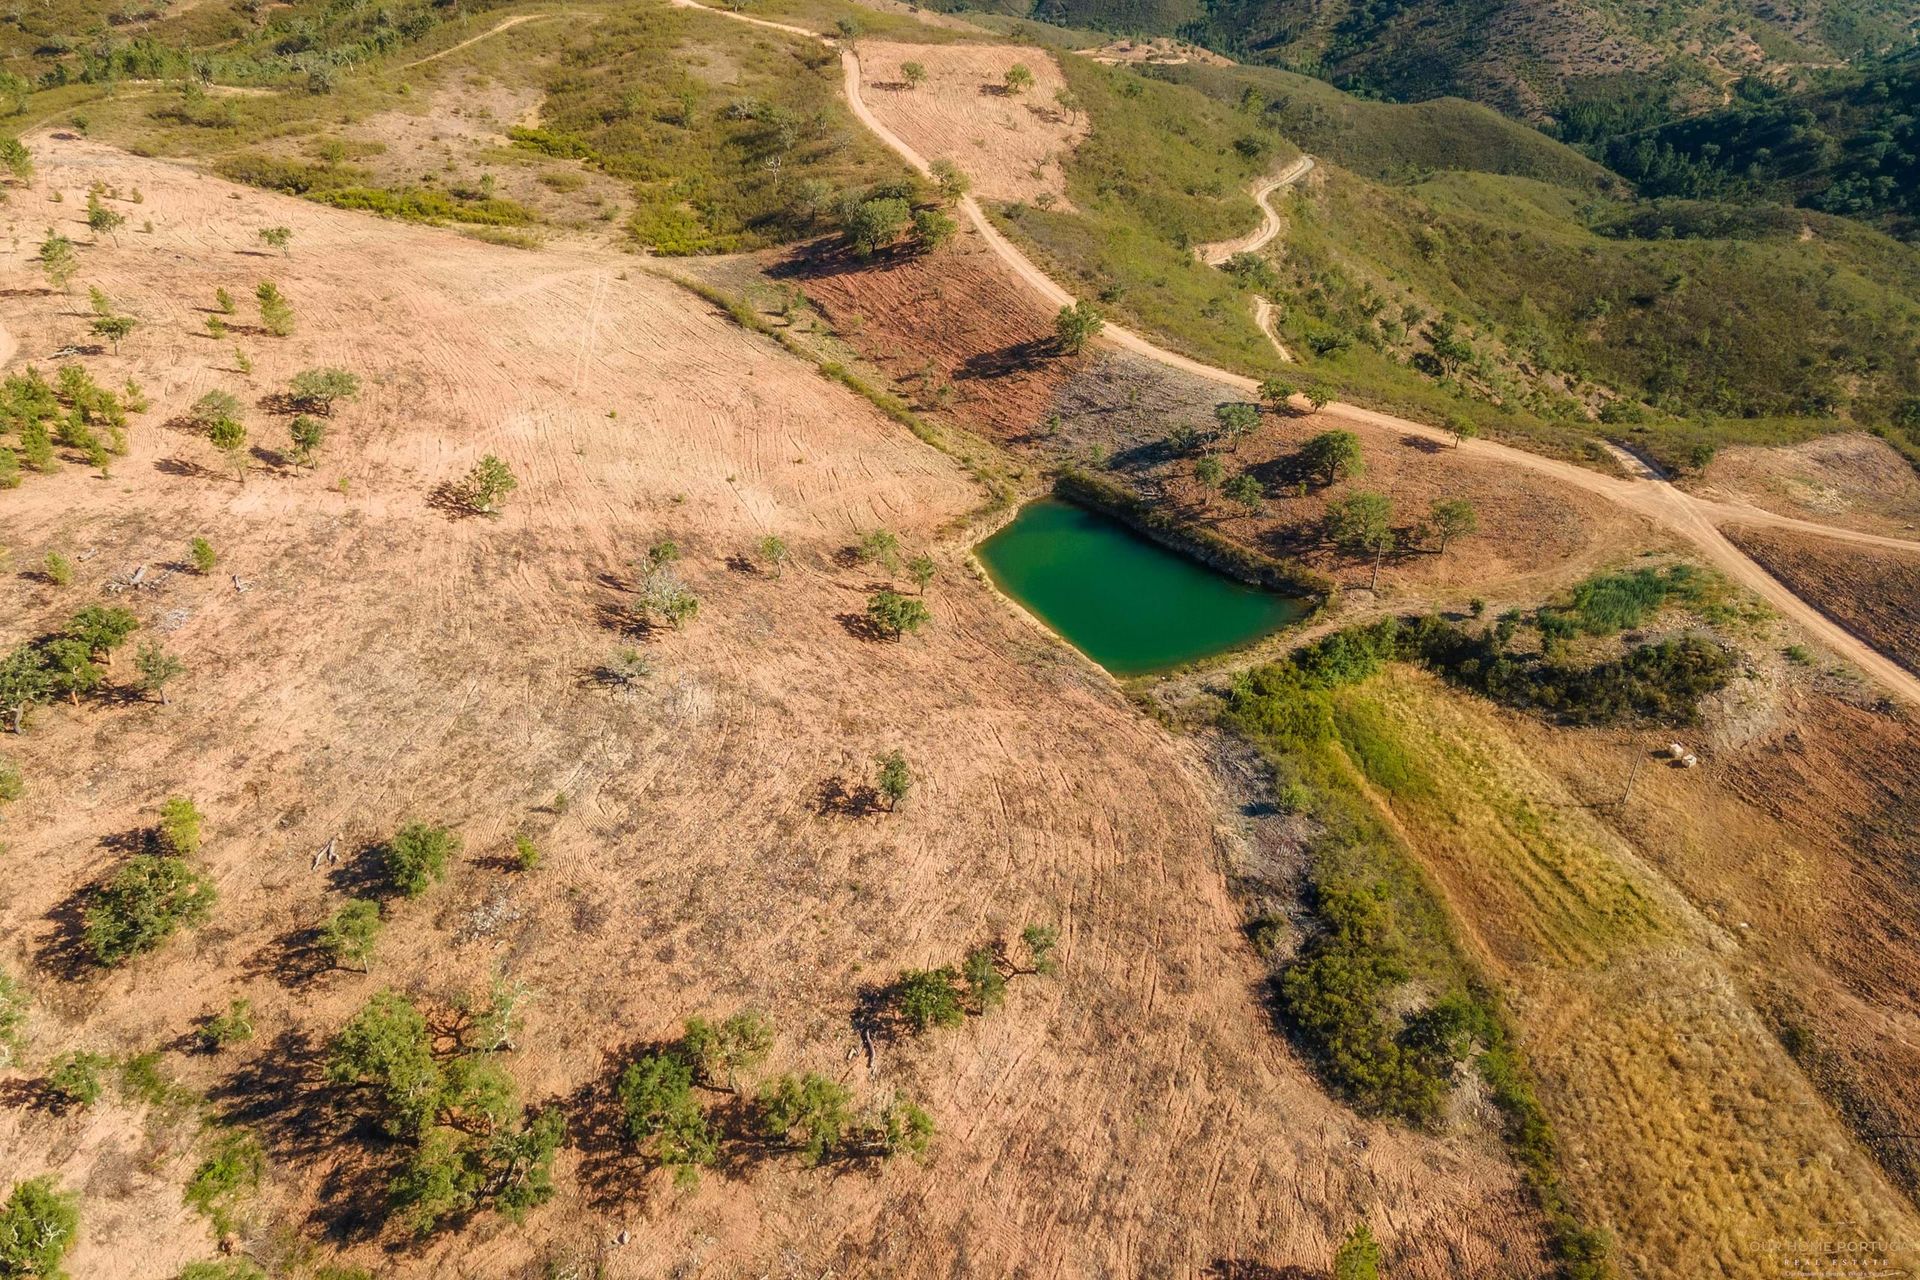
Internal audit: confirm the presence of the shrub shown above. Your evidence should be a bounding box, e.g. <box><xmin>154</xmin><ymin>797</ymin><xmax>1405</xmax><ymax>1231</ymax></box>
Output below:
<box><xmin>911</xmin><ymin>207</ymin><xmax>956</xmax><ymax>252</ymax></box>
<box><xmin>460</xmin><ymin>455</ymin><xmax>516</xmax><ymax>515</ymax></box>
<box><xmin>199</xmin><ymin>998</ymin><xmax>255</xmax><ymax>1051</ymax></box>
<box><xmin>257</xmin><ymin>226</ymin><xmax>291</xmax><ymax>254</ymax></box>
<box><xmin>1003</xmin><ymin>63</ymin><xmax>1034</xmax><ymax>94</ymax></box>
<box><xmin>759</xmin><ymin>1072</ymin><xmax>852</xmax><ymax>1164</ymax></box>
<box><xmin>179</xmin><ymin>1262</ymin><xmax>267</xmax><ymax>1280</ymax></box>
<box><xmin>157</xmin><ymin>795</ymin><xmax>203</xmax><ymax>855</ymax></box>
<box><xmin>893</xmin><ymin>968</ymin><xmax>964</xmax><ymax>1032</ymax></box>
<box><xmin>188</xmin><ymin>537</ymin><xmax>216</xmax><ymax>573</ymax></box>
<box><xmin>0</xmin><ymin>1177</ymin><xmax>79</xmax><ymax>1278</ymax></box>
<box><xmin>183</xmin><ymin>1129</ymin><xmax>263</xmax><ymax>1235</ymax></box>
<box><xmin>0</xmin><ymin>970</ymin><xmax>26</xmax><ymax>1070</ymax></box>
<box><xmin>134</xmin><ymin>642</ymin><xmax>184</xmax><ymax>705</ymax></box>
<box><xmin>1333</xmin><ymin>1223</ymin><xmax>1383</xmax><ymax>1280</ymax></box>
<box><xmin>41</xmin><ymin>552</ymin><xmax>73</xmax><ymax>586</ymax></box>
<box><xmin>46</xmin><ymin>1051</ymin><xmax>108</xmax><ymax>1109</ymax></box>
<box><xmin>756</xmin><ymin>534</ymin><xmax>789</xmax><ymax>577</ymax></box>
<box><xmin>866</xmin><ymin>590</ymin><xmax>930</xmax><ymax>641</ymax></box>
<box><xmin>381</xmin><ymin>823</ymin><xmax>459</xmax><ymax>897</ymax></box>
<box><xmin>511</xmin><ymin>834</ymin><xmax>540</xmax><ymax>872</ymax></box>
<box><xmin>682</xmin><ymin>1010</ymin><xmax>773</xmax><ymax>1091</ymax></box>
<box><xmin>319</xmin><ymin>899</ymin><xmax>383</xmax><ymax>970</ymax></box>
<box><xmin>616</xmin><ymin>1051</ymin><xmax>716</xmax><ymax>1185</ymax></box>
<box><xmin>286</xmin><ymin>367</ymin><xmax>359</xmax><ymax>414</ymax></box>
<box><xmin>85</xmin><ymin>854</ymin><xmax>217</xmax><ymax>966</ymax></box>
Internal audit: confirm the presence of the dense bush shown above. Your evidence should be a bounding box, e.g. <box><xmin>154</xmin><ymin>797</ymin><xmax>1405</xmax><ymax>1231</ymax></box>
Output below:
<box><xmin>380</xmin><ymin>823</ymin><xmax>459</xmax><ymax>897</ymax></box>
<box><xmin>84</xmin><ymin>853</ymin><xmax>217</xmax><ymax>966</ymax></box>
<box><xmin>0</xmin><ymin>1176</ymin><xmax>79</xmax><ymax>1278</ymax></box>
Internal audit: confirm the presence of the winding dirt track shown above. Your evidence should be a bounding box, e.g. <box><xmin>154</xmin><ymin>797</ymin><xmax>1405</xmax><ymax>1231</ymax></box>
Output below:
<box><xmin>1195</xmin><ymin>154</ymin><xmax>1314</xmax><ymax>266</ymax></box>
<box><xmin>396</xmin><ymin>12</ymin><xmax>552</xmax><ymax>69</ymax></box>
<box><xmin>672</xmin><ymin>0</ymin><xmax>1920</xmax><ymax>709</ymax></box>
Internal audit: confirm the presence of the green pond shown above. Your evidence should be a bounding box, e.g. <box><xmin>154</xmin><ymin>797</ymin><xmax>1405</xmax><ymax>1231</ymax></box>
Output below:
<box><xmin>975</xmin><ymin>497</ymin><xmax>1310</xmax><ymax>676</ymax></box>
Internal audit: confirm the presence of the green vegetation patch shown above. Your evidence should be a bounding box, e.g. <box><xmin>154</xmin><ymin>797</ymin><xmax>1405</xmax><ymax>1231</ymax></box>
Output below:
<box><xmin>517</xmin><ymin>4</ymin><xmax>910</xmax><ymax>254</ymax></box>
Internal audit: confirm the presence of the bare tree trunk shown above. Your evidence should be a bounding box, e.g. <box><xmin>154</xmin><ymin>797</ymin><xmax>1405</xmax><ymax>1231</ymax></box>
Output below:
<box><xmin>1370</xmin><ymin>545</ymin><xmax>1384</xmax><ymax>591</ymax></box>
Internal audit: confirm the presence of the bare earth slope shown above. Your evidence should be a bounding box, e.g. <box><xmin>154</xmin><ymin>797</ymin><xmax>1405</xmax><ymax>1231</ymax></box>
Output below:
<box><xmin>0</xmin><ymin>138</ymin><xmax>1547</xmax><ymax>1278</ymax></box>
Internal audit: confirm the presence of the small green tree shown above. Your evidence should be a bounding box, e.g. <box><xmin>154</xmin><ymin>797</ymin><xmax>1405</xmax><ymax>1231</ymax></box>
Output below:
<box><xmin>1019</xmin><ymin>923</ymin><xmax>1060</xmax><ymax>975</ymax></box>
<box><xmin>288</xmin><ymin>414</ymin><xmax>326</xmax><ymax>464</ymax></box>
<box><xmin>85</xmin><ymin>194</ymin><xmax>125</xmax><ymax>243</ymax></box>
<box><xmin>188</xmin><ymin>537</ymin><xmax>217</xmax><ymax>574</ymax></box>
<box><xmin>460</xmin><ymin>455</ymin><xmax>516</xmax><ymax>515</ymax></box>
<box><xmin>0</xmin><ymin>761</ymin><xmax>20</xmax><ymax>808</ymax></box>
<box><xmin>858</xmin><ymin>528</ymin><xmax>900</xmax><ymax>573</ymax></box>
<box><xmin>1333</xmin><ymin>1222</ymin><xmax>1383</xmax><ymax>1280</ymax></box>
<box><xmin>381</xmin><ymin>823</ymin><xmax>460</xmax><ymax>897</ymax></box>
<box><xmin>84</xmin><ymin>853</ymin><xmax>216</xmax><ymax>965</ymax></box>
<box><xmin>157</xmin><ymin>795</ymin><xmax>203</xmax><ymax>855</ymax></box>
<box><xmin>929</xmin><ymin>158</ymin><xmax>971</xmax><ymax>203</ymax></box>
<box><xmin>41</xmin><ymin>552</ymin><xmax>74</xmax><ymax>586</ymax></box>
<box><xmin>683</xmin><ymin>1010</ymin><xmax>773</xmax><ymax>1092</ymax></box>
<box><xmin>0</xmin><ymin>1177</ymin><xmax>79</xmax><ymax>1279</ymax></box>
<box><xmin>1427</xmin><ymin>497</ymin><xmax>1479</xmax><ymax>554</ymax></box>
<box><xmin>90</xmin><ymin>314</ymin><xmax>135</xmax><ymax>353</ymax></box>
<box><xmin>319</xmin><ymin>899</ymin><xmax>383</xmax><ymax>970</ymax></box>
<box><xmin>38</xmin><ymin>232</ymin><xmax>76</xmax><ymax>292</ymax></box>
<box><xmin>258</xmin><ymin>226</ymin><xmax>292</xmax><ymax>255</ymax></box>
<box><xmin>134</xmin><ymin>640</ymin><xmax>184</xmax><ymax>704</ymax></box>
<box><xmin>325</xmin><ymin>990</ymin><xmax>442</xmax><ymax>1138</ymax></box>
<box><xmin>1258</xmin><ymin>378</ymin><xmax>1295</xmax><ymax>413</ymax></box>
<box><xmin>287</xmin><ymin>366</ymin><xmax>360</xmax><ymax>414</ymax></box>
<box><xmin>213</xmin><ymin>287</ymin><xmax>234</xmax><ymax>315</ymax></box>
<box><xmin>961</xmin><ymin>945</ymin><xmax>1006</xmax><ymax>1014</ymax></box>
<box><xmin>1054</xmin><ymin>300</ymin><xmax>1103</xmax><ymax>355</ymax></box>
<box><xmin>616</xmin><ymin>1051</ymin><xmax>716</xmax><ymax>1185</ymax></box>
<box><xmin>190</xmin><ymin>390</ymin><xmax>241</xmax><ymax>426</ymax></box>
<box><xmin>1223</xmin><ymin>471</ymin><xmax>1265</xmax><ymax>511</ymax></box>
<box><xmin>1327</xmin><ymin>490</ymin><xmax>1396</xmax><ymax>591</ymax></box>
<box><xmin>843</xmin><ymin>196</ymin><xmax>910</xmax><ymax>257</ymax></box>
<box><xmin>64</xmin><ymin>605</ymin><xmax>139</xmax><ymax>662</ymax></box>
<box><xmin>866</xmin><ymin>590</ymin><xmax>930</xmax><ymax>641</ymax></box>
<box><xmin>1003</xmin><ymin>63</ymin><xmax>1035</xmax><ymax>94</ymax></box>
<box><xmin>1214</xmin><ymin>401</ymin><xmax>1260</xmax><ymax>452</ymax></box>
<box><xmin>758</xmin><ymin>1072</ymin><xmax>851</xmax><ymax>1165</ymax></box>
<box><xmin>0</xmin><ymin>137</ymin><xmax>33</xmax><ymax>184</ymax></box>
<box><xmin>206</xmin><ymin>415</ymin><xmax>248</xmax><ymax>480</ymax></box>
<box><xmin>894</xmin><ymin>968</ymin><xmax>963</xmax><ymax>1032</ymax></box>
<box><xmin>1194</xmin><ymin>454</ymin><xmax>1225</xmax><ymax>495</ymax></box>
<box><xmin>255</xmin><ymin>281</ymin><xmax>293</xmax><ymax>337</ymax></box>
<box><xmin>874</xmin><ymin>749</ymin><xmax>911</xmax><ymax>810</ymax></box>
<box><xmin>1444</xmin><ymin>413</ymin><xmax>1478</xmax><ymax>448</ymax></box>
<box><xmin>901</xmin><ymin>61</ymin><xmax>926</xmax><ymax>89</ymax></box>
<box><xmin>907</xmin><ymin>553</ymin><xmax>936</xmax><ymax>593</ymax></box>
<box><xmin>863</xmin><ymin>1094</ymin><xmax>934</xmax><ymax>1159</ymax></box>
<box><xmin>199</xmin><ymin>998</ymin><xmax>255</xmax><ymax>1051</ymax></box>
<box><xmin>512</xmin><ymin>834</ymin><xmax>540</xmax><ymax>872</ymax></box>
<box><xmin>1300</xmin><ymin>429</ymin><xmax>1364</xmax><ymax>486</ymax></box>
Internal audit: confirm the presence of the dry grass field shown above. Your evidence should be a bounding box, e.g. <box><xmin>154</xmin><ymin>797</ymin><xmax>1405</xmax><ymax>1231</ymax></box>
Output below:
<box><xmin>854</xmin><ymin>42</ymin><xmax>1087</xmax><ymax>207</ymax></box>
<box><xmin>1341</xmin><ymin>669</ymin><xmax>1920</xmax><ymax>1280</ymax></box>
<box><xmin>0</xmin><ymin>137</ymin><xmax>1555</xmax><ymax>1278</ymax></box>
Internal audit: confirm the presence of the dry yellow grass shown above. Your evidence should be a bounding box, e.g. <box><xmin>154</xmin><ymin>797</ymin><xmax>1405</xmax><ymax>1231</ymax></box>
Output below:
<box><xmin>1345</xmin><ymin>669</ymin><xmax>1920</xmax><ymax>1279</ymax></box>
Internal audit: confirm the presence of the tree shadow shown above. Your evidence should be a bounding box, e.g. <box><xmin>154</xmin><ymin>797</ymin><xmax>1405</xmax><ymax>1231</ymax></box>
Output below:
<box><xmin>815</xmin><ymin>776</ymin><xmax>881</xmax><ymax>818</ymax></box>
<box><xmin>323</xmin><ymin>843</ymin><xmax>390</xmax><ymax>899</ymax></box>
<box><xmin>240</xmin><ymin>924</ymin><xmax>337</xmax><ymax>990</ymax></box>
<box><xmin>1399</xmin><ymin>434</ymin><xmax>1446</xmax><ymax>455</ymax></box>
<box><xmin>834</xmin><ymin>612</ymin><xmax>889</xmax><ymax>643</ymax></box>
<box><xmin>425</xmin><ymin>482</ymin><xmax>479</xmax><ymax>520</ymax></box>
<box><xmin>956</xmin><ymin>338</ymin><xmax>1053</xmax><ymax>382</ymax></box>
<box><xmin>33</xmin><ymin>884</ymin><xmax>97</xmax><ymax>983</ymax></box>
<box><xmin>1207</xmin><ymin>1262</ymin><xmax>1322</xmax><ymax>1280</ymax></box>
<box><xmin>154</xmin><ymin>455</ymin><xmax>226</xmax><ymax>481</ymax></box>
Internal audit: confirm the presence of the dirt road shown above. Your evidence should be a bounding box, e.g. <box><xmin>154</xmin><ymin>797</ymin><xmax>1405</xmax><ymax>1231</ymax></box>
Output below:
<box><xmin>396</xmin><ymin>12</ymin><xmax>552</xmax><ymax>70</ymax></box>
<box><xmin>675</xmin><ymin>0</ymin><xmax>1920</xmax><ymax>709</ymax></box>
<box><xmin>1195</xmin><ymin>154</ymin><xmax>1314</xmax><ymax>266</ymax></box>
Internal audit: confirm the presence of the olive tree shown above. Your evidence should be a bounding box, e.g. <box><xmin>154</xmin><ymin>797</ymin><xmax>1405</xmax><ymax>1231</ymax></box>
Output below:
<box><xmin>866</xmin><ymin>590</ymin><xmax>929</xmax><ymax>641</ymax></box>
<box><xmin>134</xmin><ymin>640</ymin><xmax>184</xmax><ymax>704</ymax></box>
<box><xmin>319</xmin><ymin>898</ymin><xmax>383</xmax><ymax>970</ymax></box>
<box><xmin>1427</xmin><ymin>497</ymin><xmax>1479</xmax><ymax>554</ymax></box>
<box><xmin>1299</xmin><ymin>429</ymin><xmax>1363</xmax><ymax>486</ymax></box>
<box><xmin>756</xmin><ymin>534</ymin><xmax>789</xmax><ymax>578</ymax></box>
<box><xmin>84</xmin><ymin>851</ymin><xmax>217</xmax><ymax>965</ymax></box>
<box><xmin>1054</xmin><ymin>300</ymin><xmax>1103</xmax><ymax>355</ymax></box>
<box><xmin>287</xmin><ymin>366</ymin><xmax>360</xmax><ymax>414</ymax></box>
<box><xmin>874</xmin><ymin>749</ymin><xmax>911</xmax><ymax>810</ymax></box>
<box><xmin>1327</xmin><ymin>490</ymin><xmax>1395</xmax><ymax>591</ymax></box>
<box><xmin>381</xmin><ymin>823</ymin><xmax>460</xmax><ymax>897</ymax></box>
<box><xmin>460</xmin><ymin>455</ymin><xmax>517</xmax><ymax>515</ymax></box>
<box><xmin>617</xmin><ymin>1050</ymin><xmax>717</xmax><ymax>1185</ymax></box>
<box><xmin>38</xmin><ymin>231</ymin><xmax>76</xmax><ymax>292</ymax></box>
<box><xmin>842</xmin><ymin>196</ymin><xmax>910</xmax><ymax>257</ymax></box>
<box><xmin>900</xmin><ymin>61</ymin><xmax>926</xmax><ymax>89</ymax></box>
<box><xmin>682</xmin><ymin>1010</ymin><xmax>773</xmax><ymax>1092</ymax></box>
<box><xmin>1003</xmin><ymin>63</ymin><xmax>1035</xmax><ymax>94</ymax></box>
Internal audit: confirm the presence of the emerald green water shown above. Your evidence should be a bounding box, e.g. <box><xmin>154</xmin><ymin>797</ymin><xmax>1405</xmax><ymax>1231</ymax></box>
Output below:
<box><xmin>976</xmin><ymin>497</ymin><xmax>1309</xmax><ymax>676</ymax></box>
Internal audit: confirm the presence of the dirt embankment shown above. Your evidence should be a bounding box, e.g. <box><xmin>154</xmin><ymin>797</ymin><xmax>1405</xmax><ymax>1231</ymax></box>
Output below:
<box><xmin>1694</xmin><ymin>433</ymin><xmax>1920</xmax><ymax>539</ymax></box>
<box><xmin>0</xmin><ymin>138</ymin><xmax>1548</xmax><ymax>1279</ymax></box>
<box><xmin>1723</xmin><ymin>525</ymin><xmax>1920</xmax><ymax>676</ymax></box>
